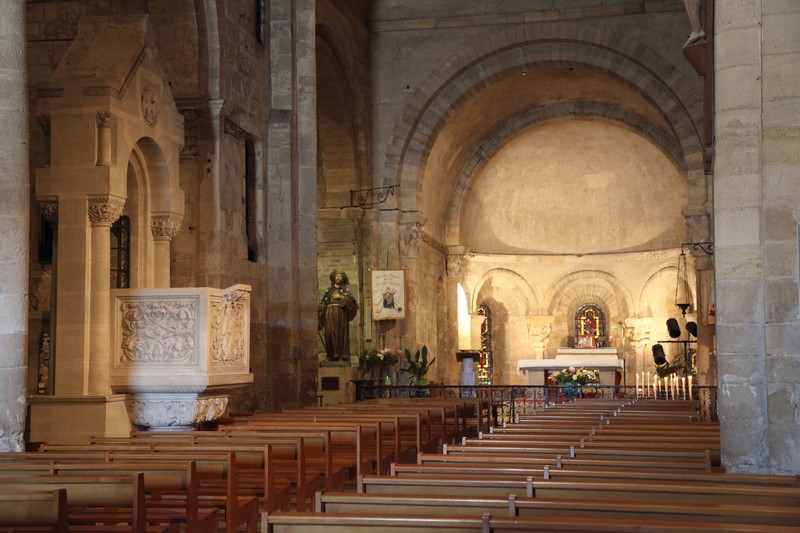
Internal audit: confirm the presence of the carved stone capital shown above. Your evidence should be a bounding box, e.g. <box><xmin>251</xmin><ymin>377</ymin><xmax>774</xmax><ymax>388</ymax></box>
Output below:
<box><xmin>446</xmin><ymin>254</ymin><xmax>464</xmax><ymax>278</ymax></box>
<box><xmin>38</xmin><ymin>198</ymin><xmax>58</xmax><ymax>223</ymax></box>
<box><xmin>87</xmin><ymin>195</ymin><xmax>125</xmax><ymax>226</ymax></box>
<box><xmin>96</xmin><ymin>111</ymin><xmax>117</xmax><ymax>129</ymax></box>
<box><xmin>150</xmin><ymin>214</ymin><xmax>183</xmax><ymax>240</ymax></box>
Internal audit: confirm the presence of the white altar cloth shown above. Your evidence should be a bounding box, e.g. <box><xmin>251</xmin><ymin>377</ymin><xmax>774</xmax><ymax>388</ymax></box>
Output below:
<box><xmin>517</xmin><ymin>354</ymin><xmax>622</xmax><ymax>386</ymax></box>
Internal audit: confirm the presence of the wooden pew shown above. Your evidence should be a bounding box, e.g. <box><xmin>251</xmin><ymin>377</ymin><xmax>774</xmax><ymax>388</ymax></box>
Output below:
<box><xmin>28</xmin><ymin>446</ymin><xmax>261</xmax><ymax>532</ymax></box>
<box><xmin>0</xmin><ymin>460</ymin><xmax>218</xmax><ymax>533</ymax></box>
<box><xmin>0</xmin><ymin>473</ymin><xmax>166</xmax><ymax>533</ymax></box>
<box><xmin>391</xmin><ymin>462</ymin><xmax>800</xmax><ymax>488</ymax></box>
<box><xmin>263</xmin><ymin>511</ymin><xmax>800</xmax><ymax>532</ymax></box>
<box><xmin>0</xmin><ymin>490</ymin><xmax>68</xmax><ymax>533</ymax></box>
<box><xmin>314</xmin><ymin>491</ymin><xmax>800</xmax><ymax>528</ymax></box>
<box><xmin>441</xmin><ymin>442</ymin><xmax>714</xmax><ymax>470</ymax></box>
<box><xmin>357</xmin><ymin>474</ymin><xmax>800</xmax><ymax>507</ymax></box>
<box><xmin>110</xmin><ymin>431</ymin><xmax>330</xmax><ymax>507</ymax></box>
<box><xmin>218</xmin><ymin>415</ymin><xmax>408</xmax><ymax>470</ymax></box>
<box><xmin>418</xmin><ymin>451</ymin><xmax>713</xmax><ymax>473</ymax></box>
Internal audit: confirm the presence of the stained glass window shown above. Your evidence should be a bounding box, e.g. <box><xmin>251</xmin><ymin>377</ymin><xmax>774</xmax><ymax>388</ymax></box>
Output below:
<box><xmin>574</xmin><ymin>303</ymin><xmax>606</xmax><ymax>348</ymax></box>
<box><xmin>110</xmin><ymin>215</ymin><xmax>130</xmax><ymax>288</ymax></box>
<box><xmin>477</xmin><ymin>304</ymin><xmax>493</xmax><ymax>385</ymax></box>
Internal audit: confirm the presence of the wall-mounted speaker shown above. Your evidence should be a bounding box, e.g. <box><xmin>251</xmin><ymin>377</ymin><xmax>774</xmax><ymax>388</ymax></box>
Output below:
<box><xmin>686</xmin><ymin>321</ymin><xmax>698</xmax><ymax>337</ymax></box>
<box><xmin>652</xmin><ymin>344</ymin><xmax>667</xmax><ymax>365</ymax></box>
<box><xmin>666</xmin><ymin>318</ymin><xmax>681</xmax><ymax>338</ymax></box>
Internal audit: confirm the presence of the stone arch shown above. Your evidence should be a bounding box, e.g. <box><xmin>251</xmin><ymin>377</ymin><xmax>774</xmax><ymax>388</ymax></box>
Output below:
<box><xmin>445</xmin><ymin>104</ymin><xmax>685</xmax><ymax>244</ymax></box>
<box><xmin>473</xmin><ymin>268</ymin><xmax>538</xmax><ymax>316</ymax></box>
<box><xmin>639</xmin><ymin>261</ymin><xmax>696</xmax><ymax>319</ymax></box>
<box><xmin>383</xmin><ymin>25</ymin><xmax>704</xmax><ymax>233</ymax></box>
<box><xmin>316</xmin><ymin>4</ymin><xmax>371</xmax><ymax>206</ymax></box>
<box><xmin>546</xmin><ymin>269</ymin><xmax>634</xmax><ymax>330</ymax></box>
<box><xmin>126</xmin><ymin>146</ymin><xmax>150</xmax><ymax>288</ymax></box>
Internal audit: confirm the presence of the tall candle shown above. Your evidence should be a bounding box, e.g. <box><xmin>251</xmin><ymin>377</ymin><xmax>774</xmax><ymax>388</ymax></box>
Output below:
<box><xmin>688</xmin><ymin>376</ymin><xmax>693</xmax><ymax>400</ymax></box>
<box><xmin>636</xmin><ymin>374</ymin><xmax>640</xmax><ymax>398</ymax></box>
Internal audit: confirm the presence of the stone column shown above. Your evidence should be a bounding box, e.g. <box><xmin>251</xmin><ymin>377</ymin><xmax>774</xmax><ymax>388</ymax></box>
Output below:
<box><xmin>87</xmin><ymin>195</ymin><xmax>125</xmax><ymax>395</ymax></box>
<box><xmin>0</xmin><ymin>0</ymin><xmax>28</xmax><ymax>452</ymax></box>
<box><xmin>95</xmin><ymin>112</ymin><xmax>116</xmax><ymax>167</ymax></box>
<box><xmin>714</xmin><ymin>2</ymin><xmax>767</xmax><ymax>473</ymax></box>
<box><xmin>150</xmin><ymin>214</ymin><xmax>182</xmax><ymax>288</ymax></box>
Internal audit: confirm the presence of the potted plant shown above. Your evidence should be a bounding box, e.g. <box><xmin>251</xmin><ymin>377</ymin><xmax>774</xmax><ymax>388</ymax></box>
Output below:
<box><xmin>402</xmin><ymin>345</ymin><xmax>436</xmax><ymax>387</ymax></box>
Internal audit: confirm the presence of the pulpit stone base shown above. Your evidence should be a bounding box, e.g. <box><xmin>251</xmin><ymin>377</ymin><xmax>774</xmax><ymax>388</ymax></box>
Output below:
<box><xmin>28</xmin><ymin>394</ymin><xmax>131</xmax><ymax>445</ymax></box>
<box><xmin>125</xmin><ymin>393</ymin><xmax>229</xmax><ymax>430</ymax></box>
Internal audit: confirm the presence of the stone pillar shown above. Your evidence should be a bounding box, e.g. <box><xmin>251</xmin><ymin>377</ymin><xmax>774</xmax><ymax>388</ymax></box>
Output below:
<box><xmin>714</xmin><ymin>2</ymin><xmax>767</xmax><ymax>473</ymax></box>
<box><xmin>0</xmin><ymin>0</ymin><xmax>28</xmax><ymax>452</ymax></box>
<box><xmin>87</xmin><ymin>195</ymin><xmax>125</xmax><ymax>395</ymax></box>
<box><xmin>265</xmin><ymin>0</ymin><xmax>318</xmax><ymax>411</ymax></box>
<box><xmin>150</xmin><ymin>214</ymin><xmax>182</xmax><ymax>288</ymax></box>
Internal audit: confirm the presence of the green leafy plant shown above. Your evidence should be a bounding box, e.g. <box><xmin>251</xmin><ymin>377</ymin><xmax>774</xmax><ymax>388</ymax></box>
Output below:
<box><xmin>402</xmin><ymin>345</ymin><xmax>436</xmax><ymax>383</ymax></box>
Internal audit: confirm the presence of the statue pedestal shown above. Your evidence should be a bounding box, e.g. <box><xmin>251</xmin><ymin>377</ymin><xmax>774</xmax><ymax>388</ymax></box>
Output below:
<box><xmin>318</xmin><ymin>361</ymin><xmax>358</xmax><ymax>406</ymax></box>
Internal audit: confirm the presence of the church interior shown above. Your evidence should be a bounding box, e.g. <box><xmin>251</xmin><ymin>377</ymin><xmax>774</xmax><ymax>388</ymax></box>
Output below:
<box><xmin>1</xmin><ymin>3</ymin><xmax>800</xmax><ymax>521</ymax></box>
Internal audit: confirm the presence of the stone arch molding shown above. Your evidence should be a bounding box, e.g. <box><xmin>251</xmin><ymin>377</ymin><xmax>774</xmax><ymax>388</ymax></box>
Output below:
<box><xmin>546</xmin><ymin>270</ymin><xmax>634</xmax><ymax>324</ymax></box>
<box><xmin>35</xmin><ymin>14</ymin><xmax>185</xmax><ymax>232</ymax></box>
<box><xmin>473</xmin><ymin>268</ymin><xmax>538</xmax><ymax>316</ymax></box>
<box><xmin>383</xmin><ymin>23</ymin><xmax>705</xmax><ymax>231</ymax></box>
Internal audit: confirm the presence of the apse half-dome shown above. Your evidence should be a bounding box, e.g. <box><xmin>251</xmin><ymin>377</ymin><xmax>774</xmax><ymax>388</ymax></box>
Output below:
<box><xmin>459</xmin><ymin>118</ymin><xmax>687</xmax><ymax>255</ymax></box>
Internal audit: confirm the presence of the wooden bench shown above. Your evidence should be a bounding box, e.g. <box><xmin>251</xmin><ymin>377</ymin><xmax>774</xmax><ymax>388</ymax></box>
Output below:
<box><xmin>0</xmin><ymin>473</ymin><xmax>174</xmax><ymax>533</ymax></box>
<box><xmin>27</xmin><ymin>446</ymin><xmax>260</xmax><ymax>532</ymax></box>
<box><xmin>218</xmin><ymin>414</ymin><xmax>410</xmax><ymax>470</ymax></box>
<box><xmin>441</xmin><ymin>442</ymin><xmax>714</xmax><ymax>469</ymax></box>
<box><xmin>113</xmin><ymin>431</ymin><xmax>333</xmax><ymax>507</ymax></box>
<box><xmin>418</xmin><ymin>451</ymin><xmax>712</xmax><ymax>472</ymax></box>
<box><xmin>392</xmin><ymin>462</ymin><xmax>800</xmax><ymax>488</ymax></box>
<box><xmin>314</xmin><ymin>491</ymin><xmax>800</xmax><ymax>528</ymax></box>
<box><xmin>0</xmin><ymin>460</ymin><xmax>218</xmax><ymax>533</ymax></box>
<box><xmin>0</xmin><ymin>490</ymin><xmax>68</xmax><ymax>532</ymax></box>
<box><xmin>263</xmin><ymin>511</ymin><xmax>800</xmax><ymax>532</ymax></box>
<box><xmin>358</xmin><ymin>474</ymin><xmax>800</xmax><ymax>507</ymax></box>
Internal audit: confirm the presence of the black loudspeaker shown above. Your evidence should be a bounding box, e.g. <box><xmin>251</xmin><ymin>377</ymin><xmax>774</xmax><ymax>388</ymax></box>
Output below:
<box><xmin>652</xmin><ymin>344</ymin><xmax>667</xmax><ymax>365</ymax></box>
<box><xmin>686</xmin><ymin>321</ymin><xmax>698</xmax><ymax>337</ymax></box>
<box><xmin>666</xmin><ymin>318</ymin><xmax>681</xmax><ymax>338</ymax></box>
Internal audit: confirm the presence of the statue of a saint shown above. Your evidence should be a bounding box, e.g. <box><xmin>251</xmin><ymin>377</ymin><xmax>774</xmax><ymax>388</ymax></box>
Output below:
<box><xmin>682</xmin><ymin>0</ymin><xmax>705</xmax><ymax>47</ymax></box>
<box><xmin>318</xmin><ymin>270</ymin><xmax>358</xmax><ymax>361</ymax></box>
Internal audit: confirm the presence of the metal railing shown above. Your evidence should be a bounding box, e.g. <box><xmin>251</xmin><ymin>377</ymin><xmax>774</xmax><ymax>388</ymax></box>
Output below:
<box><xmin>353</xmin><ymin>383</ymin><xmax>718</xmax><ymax>426</ymax></box>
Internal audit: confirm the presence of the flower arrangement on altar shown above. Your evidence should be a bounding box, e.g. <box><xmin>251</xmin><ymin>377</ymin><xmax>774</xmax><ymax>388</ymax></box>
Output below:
<box><xmin>359</xmin><ymin>347</ymin><xmax>401</xmax><ymax>375</ymax></box>
<box><xmin>550</xmin><ymin>366</ymin><xmax>598</xmax><ymax>386</ymax></box>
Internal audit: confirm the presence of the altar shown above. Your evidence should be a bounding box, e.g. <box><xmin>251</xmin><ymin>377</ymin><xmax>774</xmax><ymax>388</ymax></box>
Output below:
<box><xmin>516</xmin><ymin>348</ymin><xmax>622</xmax><ymax>386</ymax></box>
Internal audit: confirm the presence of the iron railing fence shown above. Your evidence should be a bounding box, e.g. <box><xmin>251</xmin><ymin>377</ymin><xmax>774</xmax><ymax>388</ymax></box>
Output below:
<box><xmin>354</xmin><ymin>383</ymin><xmax>718</xmax><ymax>426</ymax></box>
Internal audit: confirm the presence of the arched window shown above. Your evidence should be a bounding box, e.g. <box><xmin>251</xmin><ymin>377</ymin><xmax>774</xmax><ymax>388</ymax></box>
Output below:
<box><xmin>574</xmin><ymin>303</ymin><xmax>606</xmax><ymax>348</ymax></box>
<box><xmin>477</xmin><ymin>304</ymin><xmax>493</xmax><ymax>385</ymax></box>
<box><xmin>111</xmin><ymin>215</ymin><xmax>131</xmax><ymax>288</ymax></box>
